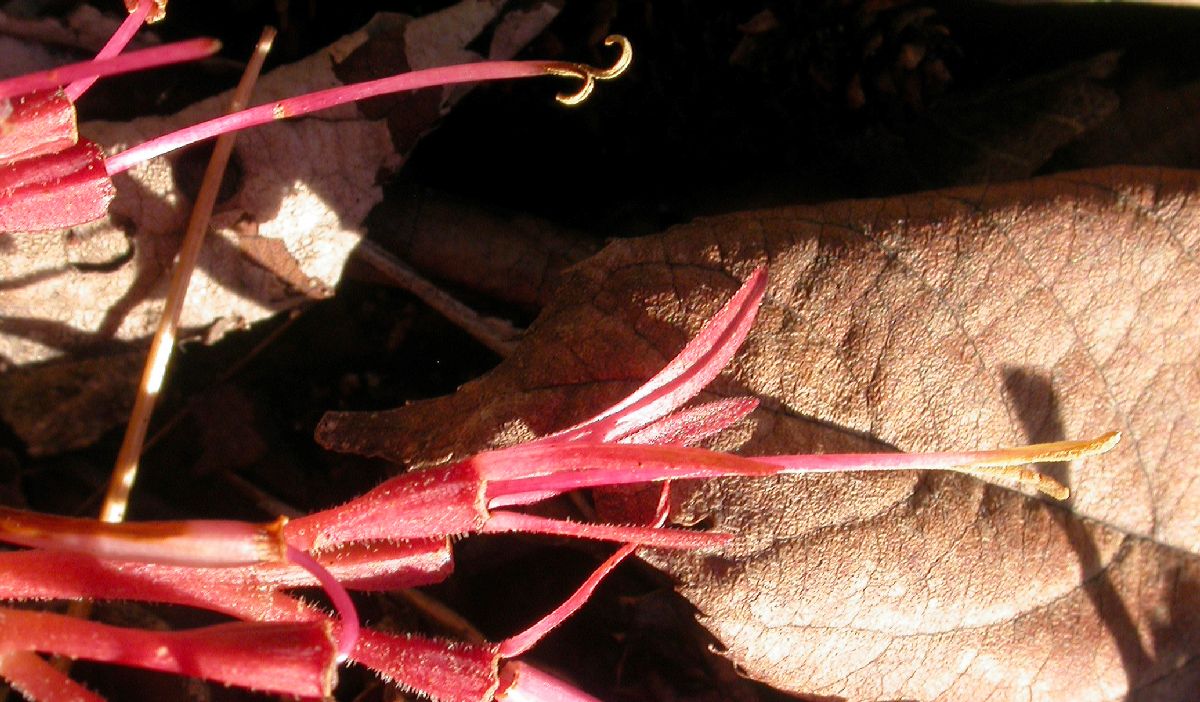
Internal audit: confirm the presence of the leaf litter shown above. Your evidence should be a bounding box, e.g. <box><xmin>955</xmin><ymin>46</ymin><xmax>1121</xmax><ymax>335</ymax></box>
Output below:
<box><xmin>3</xmin><ymin>2</ymin><xmax>1200</xmax><ymax>701</ymax></box>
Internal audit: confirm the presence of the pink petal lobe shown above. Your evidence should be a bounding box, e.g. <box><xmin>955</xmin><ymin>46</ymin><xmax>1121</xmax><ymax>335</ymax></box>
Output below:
<box><xmin>0</xmin><ymin>140</ymin><xmax>113</xmax><ymax>232</ymax></box>
<box><xmin>0</xmin><ymin>90</ymin><xmax>77</xmax><ymax>162</ymax></box>
<box><xmin>622</xmin><ymin>396</ymin><xmax>759</xmax><ymax>446</ymax></box>
<box><xmin>0</xmin><ymin>608</ymin><xmax>336</xmax><ymax>698</ymax></box>
<box><xmin>537</xmin><ymin>267</ymin><xmax>767</xmax><ymax>445</ymax></box>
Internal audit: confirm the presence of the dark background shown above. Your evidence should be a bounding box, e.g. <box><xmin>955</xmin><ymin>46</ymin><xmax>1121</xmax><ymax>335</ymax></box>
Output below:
<box><xmin>4</xmin><ymin>1</ymin><xmax>1200</xmax><ymax>699</ymax></box>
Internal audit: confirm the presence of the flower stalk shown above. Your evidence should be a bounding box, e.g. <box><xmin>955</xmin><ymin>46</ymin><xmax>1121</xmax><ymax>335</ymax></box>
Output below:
<box><xmin>0</xmin><ymin>263</ymin><xmax>1120</xmax><ymax>701</ymax></box>
<box><xmin>1</xmin><ymin>35</ymin><xmax>633</xmax><ymax>233</ymax></box>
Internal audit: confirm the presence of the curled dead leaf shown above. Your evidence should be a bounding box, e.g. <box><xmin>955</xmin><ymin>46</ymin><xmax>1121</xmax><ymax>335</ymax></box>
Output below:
<box><xmin>317</xmin><ymin>165</ymin><xmax>1199</xmax><ymax>701</ymax></box>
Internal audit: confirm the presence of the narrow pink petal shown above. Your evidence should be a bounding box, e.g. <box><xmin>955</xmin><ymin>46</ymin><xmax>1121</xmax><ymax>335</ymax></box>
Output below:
<box><xmin>499</xmin><ymin>543</ymin><xmax>635</xmax><ymax>658</ymax></box>
<box><xmin>495</xmin><ymin>661</ymin><xmax>602</xmax><ymax>702</ymax></box>
<box><xmin>479</xmin><ymin>443</ymin><xmax>778</xmax><ymax>500</ymax></box>
<box><xmin>104</xmin><ymin>59</ymin><xmax>554</xmax><ymax>175</ymax></box>
<box><xmin>64</xmin><ymin>0</ymin><xmax>155</xmax><ymax>101</ymax></box>
<box><xmin>622</xmin><ymin>396</ymin><xmax>759</xmax><ymax>446</ymax></box>
<box><xmin>536</xmin><ymin>268</ymin><xmax>767</xmax><ymax>445</ymax></box>
<box><xmin>0</xmin><ymin>608</ymin><xmax>336</xmax><ymax>698</ymax></box>
<box><xmin>483</xmin><ymin>510</ymin><xmax>729</xmax><ymax>550</ymax></box>
<box><xmin>497</xmin><ymin>485</ymin><xmax>673</xmax><ymax>658</ymax></box>
<box><xmin>0</xmin><ymin>650</ymin><xmax>105</xmax><ymax>702</ymax></box>
<box><xmin>0</xmin><ymin>37</ymin><xmax>221</xmax><ymax>102</ymax></box>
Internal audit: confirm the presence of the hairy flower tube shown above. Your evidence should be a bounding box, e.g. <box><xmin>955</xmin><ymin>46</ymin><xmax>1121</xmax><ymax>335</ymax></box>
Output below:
<box><xmin>0</xmin><ymin>268</ymin><xmax>1119</xmax><ymax>701</ymax></box>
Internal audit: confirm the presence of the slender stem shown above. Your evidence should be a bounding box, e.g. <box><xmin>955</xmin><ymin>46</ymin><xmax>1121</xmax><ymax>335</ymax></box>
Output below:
<box><xmin>355</xmin><ymin>239</ymin><xmax>520</xmax><ymax>356</ymax></box>
<box><xmin>0</xmin><ymin>38</ymin><xmax>219</xmax><ymax>102</ymax></box>
<box><xmin>285</xmin><ymin>545</ymin><xmax>360</xmax><ymax>663</ymax></box>
<box><xmin>498</xmin><ymin>485</ymin><xmax>671</xmax><ymax>658</ymax></box>
<box><xmin>104</xmin><ymin>61</ymin><xmax>543</xmax><ymax>174</ymax></box>
<box><xmin>64</xmin><ymin>0</ymin><xmax>155</xmax><ymax>101</ymax></box>
<box><xmin>104</xmin><ymin>28</ymin><xmax>275</xmax><ymax>524</ymax></box>
<box><xmin>483</xmin><ymin>510</ymin><xmax>729</xmax><ymax>550</ymax></box>
<box><xmin>104</xmin><ymin>36</ymin><xmax>632</xmax><ymax>175</ymax></box>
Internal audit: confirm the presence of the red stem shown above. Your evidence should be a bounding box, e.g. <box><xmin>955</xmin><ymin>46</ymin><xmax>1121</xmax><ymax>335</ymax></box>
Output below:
<box><xmin>482</xmin><ymin>510</ymin><xmax>729</xmax><ymax>550</ymax></box>
<box><xmin>286</xmin><ymin>544</ymin><xmax>360</xmax><ymax>662</ymax></box>
<box><xmin>65</xmin><ymin>0</ymin><xmax>157</xmax><ymax>101</ymax></box>
<box><xmin>0</xmin><ymin>38</ymin><xmax>221</xmax><ymax>102</ymax></box>
<box><xmin>104</xmin><ymin>60</ymin><xmax>553</xmax><ymax>175</ymax></box>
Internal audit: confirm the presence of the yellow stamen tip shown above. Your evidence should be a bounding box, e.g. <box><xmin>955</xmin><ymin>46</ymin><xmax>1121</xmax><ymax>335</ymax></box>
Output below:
<box><xmin>1034</xmin><ymin>473</ymin><xmax>1070</xmax><ymax>501</ymax></box>
<box><xmin>548</xmin><ymin>35</ymin><xmax>633</xmax><ymax>106</ymax></box>
<box><xmin>955</xmin><ymin>430</ymin><xmax>1119</xmax><ymax>501</ymax></box>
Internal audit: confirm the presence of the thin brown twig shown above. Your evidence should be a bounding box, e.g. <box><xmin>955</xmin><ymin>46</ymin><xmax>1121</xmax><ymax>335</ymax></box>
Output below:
<box><xmin>140</xmin><ymin>306</ymin><xmax>307</xmax><ymax>456</ymax></box>
<box><xmin>353</xmin><ymin>239</ymin><xmax>522</xmax><ymax>357</ymax></box>
<box><xmin>55</xmin><ymin>26</ymin><xmax>278</xmax><ymax>675</ymax></box>
<box><xmin>102</xmin><ymin>27</ymin><xmax>276</xmax><ymax>524</ymax></box>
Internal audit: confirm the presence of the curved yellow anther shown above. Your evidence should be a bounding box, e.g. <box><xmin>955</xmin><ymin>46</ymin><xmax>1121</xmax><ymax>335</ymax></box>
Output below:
<box><xmin>544</xmin><ymin>35</ymin><xmax>633</xmax><ymax>106</ymax></box>
<box><xmin>956</xmin><ymin>431</ymin><xmax>1121</xmax><ymax>501</ymax></box>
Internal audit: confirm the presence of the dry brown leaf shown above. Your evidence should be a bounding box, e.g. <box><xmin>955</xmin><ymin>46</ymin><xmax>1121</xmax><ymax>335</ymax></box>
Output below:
<box><xmin>366</xmin><ymin>183</ymin><xmax>598</xmax><ymax>307</ymax></box>
<box><xmin>0</xmin><ymin>0</ymin><xmax>558</xmax><ymax>369</ymax></box>
<box><xmin>0</xmin><ymin>351</ymin><xmax>143</xmax><ymax>456</ymax></box>
<box><xmin>0</xmin><ymin>1</ymin><xmax>558</xmax><ymax>454</ymax></box>
<box><xmin>317</xmin><ymin>166</ymin><xmax>1199</xmax><ymax>701</ymax></box>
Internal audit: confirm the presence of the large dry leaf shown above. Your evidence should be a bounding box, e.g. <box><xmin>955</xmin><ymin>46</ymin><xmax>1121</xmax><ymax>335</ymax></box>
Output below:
<box><xmin>317</xmin><ymin>166</ymin><xmax>1199</xmax><ymax>701</ymax></box>
<box><xmin>366</xmin><ymin>183</ymin><xmax>599</xmax><ymax>308</ymax></box>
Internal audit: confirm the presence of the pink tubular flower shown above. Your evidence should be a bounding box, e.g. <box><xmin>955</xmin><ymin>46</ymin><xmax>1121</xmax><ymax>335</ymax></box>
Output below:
<box><xmin>0</xmin><ymin>267</ymin><xmax>1119</xmax><ymax>701</ymax></box>
<box><xmin>1</xmin><ymin>33</ymin><xmax>633</xmax><ymax>233</ymax></box>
